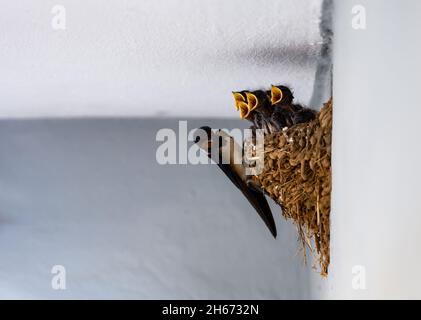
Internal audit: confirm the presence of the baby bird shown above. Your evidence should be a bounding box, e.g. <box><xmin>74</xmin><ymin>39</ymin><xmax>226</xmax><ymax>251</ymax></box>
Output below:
<box><xmin>270</xmin><ymin>85</ymin><xmax>296</xmax><ymax>130</ymax></box>
<box><xmin>232</xmin><ymin>84</ymin><xmax>318</xmax><ymax>131</ymax></box>
<box><xmin>270</xmin><ymin>85</ymin><xmax>317</xmax><ymax>129</ymax></box>
<box><xmin>270</xmin><ymin>85</ymin><xmax>294</xmax><ymax>106</ymax></box>
<box><xmin>232</xmin><ymin>91</ymin><xmax>248</xmax><ymax>111</ymax></box>
<box><xmin>245</xmin><ymin>90</ymin><xmax>277</xmax><ymax>134</ymax></box>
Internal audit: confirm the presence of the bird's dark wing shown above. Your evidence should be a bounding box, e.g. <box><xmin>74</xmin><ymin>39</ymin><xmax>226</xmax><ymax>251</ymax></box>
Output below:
<box><xmin>217</xmin><ymin>162</ymin><xmax>277</xmax><ymax>238</ymax></box>
<box><xmin>271</xmin><ymin>107</ymin><xmax>294</xmax><ymax>130</ymax></box>
<box><xmin>292</xmin><ymin>107</ymin><xmax>317</xmax><ymax>125</ymax></box>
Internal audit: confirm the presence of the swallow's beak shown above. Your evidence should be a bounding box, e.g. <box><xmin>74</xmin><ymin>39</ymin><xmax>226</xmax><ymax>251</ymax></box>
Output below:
<box><xmin>232</xmin><ymin>92</ymin><xmax>245</xmax><ymax>110</ymax></box>
<box><xmin>271</xmin><ymin>85</ymin><xmax>283</xmax><ymax>105</ymax></box>
<box><xmin>245</xmin><ymin>92</ymin><xmax>258</xmax><ymax>112</ymax></box>
<box><xmin>194</xmin><ymin>126</ymin><xmax>213</xmax><ymax>154</ymax></box>
<box><xmin>237</xmin><ymin>101</ymin><xmax>249</xmax><ymax>119</ymax></box>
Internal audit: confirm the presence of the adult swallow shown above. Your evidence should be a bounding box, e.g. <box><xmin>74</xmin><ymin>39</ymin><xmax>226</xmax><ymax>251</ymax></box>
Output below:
<box><xmin>194</xmin><ymin>126</ymin><xmax>277</xmax><ymax>238</ymax></box>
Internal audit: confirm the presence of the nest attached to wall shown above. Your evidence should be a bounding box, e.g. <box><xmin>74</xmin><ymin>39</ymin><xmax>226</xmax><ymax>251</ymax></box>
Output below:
<box><xmin>252</xmin><ymin>99</ymin><xmax>332</xmax><ymax>275</ymax></box>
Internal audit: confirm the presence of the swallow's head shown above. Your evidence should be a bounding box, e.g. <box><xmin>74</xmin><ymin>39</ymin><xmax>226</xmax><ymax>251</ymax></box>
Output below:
<box><xmin>194</xmin><ymin>126</ymin><xmax>213</xmax><ymax>154</ymax></box>
<box><xmin>237</xmin><ymin>101</ymin><xmax>250</xmax><ymax>119</ymax></box>
<box><xmin>245</xmin><ymin>92</ymin><xmax>258</xmax><ymax>112</ymax></box>
<box><xmin>232</xmin><ymin>91</ymin><xmax>247</xmax><ymax>111</ymax></box>
<box><xmin>271</xmin><ymin>85</ymin><xmax>294</xmax><ymax>105</ymax></box>
<box><xmin>246</xmin><ymin>90</ymin><xmax>270</xmax><ymax>112</ymax></box>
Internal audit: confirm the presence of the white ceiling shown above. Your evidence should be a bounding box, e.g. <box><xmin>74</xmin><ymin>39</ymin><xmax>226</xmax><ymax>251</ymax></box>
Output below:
<box><xmin>0</xmin><ymin>0</ymin><xmax>326</xmax><ymax>118</ymax></box>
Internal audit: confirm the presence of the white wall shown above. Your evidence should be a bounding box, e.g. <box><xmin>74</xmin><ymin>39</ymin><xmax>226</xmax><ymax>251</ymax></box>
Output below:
<box><xmin>328</xmin><ymin>0</ymin><xmax>421</xmax><ymax>299</ymax></box>
<box><xmin>0</xmin><ymin>0</ymin><xmax>328</xmax><ymax>118</ymax></box>
<box><xmin>0</xmin><ymin>118</ymin><xmax>317</xmax><ymax>299</ymax></box>
<box><xmin>0</xmin><ymin>0</ymin><xmax>332</xmax><ymax>299</ymax></box>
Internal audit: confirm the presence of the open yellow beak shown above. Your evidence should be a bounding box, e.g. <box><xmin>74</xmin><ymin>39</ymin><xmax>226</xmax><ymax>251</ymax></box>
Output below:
<box><xmin>245</xmin><ymin>92</ymin><xmax>258</xmax><ymax>112</ymax></box>
<box><xmin>237</xmin><ymin>101</ymin><xmax>249</xmax><ymax>119</ymax></box>
<box><xmin>271</xmin><ymin>85</ymin><xmax>283</xmax><ymax>105</ymax></box>
<box><xmin>232</xmin><ymin>92</ymin><xmax>246</xmax><ymax>110</ymax></box>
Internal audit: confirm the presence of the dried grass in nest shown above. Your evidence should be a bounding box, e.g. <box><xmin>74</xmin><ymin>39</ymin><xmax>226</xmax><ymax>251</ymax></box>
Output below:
<box><xmin>252</xmin><ymin>99</ymin><xmax>332</xmax><ymax>275</ymax></box>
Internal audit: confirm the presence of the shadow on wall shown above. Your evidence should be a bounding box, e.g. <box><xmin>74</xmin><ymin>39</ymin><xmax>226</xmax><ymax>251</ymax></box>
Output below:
<box><xmin>309</xmin><ymin>0</ymin><xmax>333</xmax><ymax>108</ymax></box>
<box><xmin>0</xmin><ymin>118</ymin><xmax>321</xmax><ymax>299</ymax></box>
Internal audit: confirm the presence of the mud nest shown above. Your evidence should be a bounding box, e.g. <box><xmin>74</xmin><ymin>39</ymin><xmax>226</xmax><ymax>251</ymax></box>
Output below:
<box><xmin>252</xmin><ymin>99</ymin><xmax>332</xmax><ymax>275</ymax></box>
